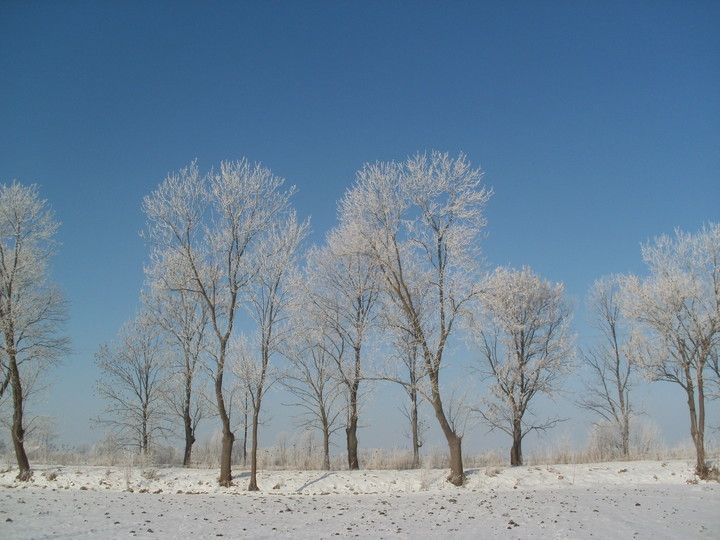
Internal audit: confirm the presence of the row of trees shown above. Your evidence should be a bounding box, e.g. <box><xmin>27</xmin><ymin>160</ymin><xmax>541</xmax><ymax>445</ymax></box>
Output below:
<box><xmin>1</xmin><ymin>156</ymin><xmax>718</xmax><ymax>485</ymax></box>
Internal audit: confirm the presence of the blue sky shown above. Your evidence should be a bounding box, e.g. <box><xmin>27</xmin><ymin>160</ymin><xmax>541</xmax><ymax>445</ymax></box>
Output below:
<box><xmin>1</xmin><ymin>1</ymin><xmax>718</xmax><ymax>456</ymax></box>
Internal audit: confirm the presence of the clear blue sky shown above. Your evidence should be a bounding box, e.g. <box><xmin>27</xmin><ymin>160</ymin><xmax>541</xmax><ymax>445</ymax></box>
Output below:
<box><xmin>1</xmin><ymin>1</ymin><xmax>718</xmax><ymax>456</ymax></box>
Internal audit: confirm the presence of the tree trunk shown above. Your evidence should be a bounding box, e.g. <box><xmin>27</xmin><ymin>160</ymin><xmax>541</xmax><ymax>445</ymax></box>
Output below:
<box><xmin>687</xmin><ymin>370</ymin><xmax>708</xmax><ymax>479</ymax></box>
<box><xmin>696</xmin><ymin>370</ymin><xmax>707</xmax><ymax>479</ymax></box>
<box><xmin>446</xmin><ymin>431</ymin><xmax>464</xmax><ymax>486</ymax></box>
<box><xmin>346</xmin><ymin>416</ymin><xmax>359</xmax><ymax>470</ymax></box>
<box><xmin>346</xmin><ymin>379</ymin><xmax>360</xmax><ymax>470</ymax></box>
<box><xmin>248</xmin><ymin>406</ymin><xmax>261</xmax><ymax>491</ymax></box>
<box><xmin>620</xmin><ymin>414</ymin><xmax>630</xmax><ymax>459</ymax></box>
<box><xmin>430</xmin><ymin>390</ymin><xmax>464</xmax><ymax>485</ymax></box>
<box><xmin>320</xmin><ymin>407</ymin><xmax>331</xmax><ymax>470</ymax></box>
<box><xmin>410</xmin><ymin>386</ymin><xmax>421</xmax><ymax>469</ymax></box>
<box><xmin>182</xmin><ymin>375</ymin><xmax>195</xmax><ymax>467</ymax></box>
<box><xmin>242</xmin><ymin>394</ymin><xmax>249</xmax><ymax>466</ymax></box>
<box><xmin>249</xmin><ymin>343</ymin><xmax>271</xmax><ymax>491</ymax></box>
<box><xmin>322</xmin><ymin>425</ymin><xmax>331</xmax><ymax>470</ymax></box>
<box><xmin>613</xmin><ymin>323</ymin><xmax>631</xmax><ymax>460</ymax></box>
<box><xmin>183</xmin><ymin>416</ymin><xmax>195</xmax><ymax>467</ymax></box>
<box><xmin>510</xmin><ymin>420</ymin><xmax>523</xmax><ymax>466</ymax></box>
<box><xmin>182</xmin><ymin>433</ymin><xmax>195</xmax><ymax>467</ymax></box>
<box><xmin>9</xmin><ymin>355</ymin><xmax>31</xmax><ymax>480</ymax></box>
<box><xmin>216</xmin><ymin>374</ymin><xmax>234</xmax><ymax>487</ymax></box>
<box><xmin>141</xmin><ymin>415</ymin><xmax>149</xmax><ymax>457</ymax></box>
<box><xmin>219</xmin><ymin>428</ymin><xmax>235</xmax><ymax>486</ymax></box>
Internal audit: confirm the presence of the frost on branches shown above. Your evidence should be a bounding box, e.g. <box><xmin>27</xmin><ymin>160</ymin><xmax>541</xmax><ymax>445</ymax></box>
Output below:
<box><xmin>142</xmin><ymin>160</ymin><xmax>296</xmax><ymax>487</ymax></box>
<box><xmin>470</xmin><ymin>266</ymin><xmax>573</xmax><ymax>466</ymax></box>
<box><xmin>621</xmin><ymin>222</ymin><xmax>720</xmax><ymax>479</ymax></box>
<box><xmin>338</xmin><ymin>151</ymin><xmax>491</xmax><ymax>485</ymax></box>
<box><xmin>578</xmin><ymin>275</ymin><xmax>635</xmax><ymax>459</ymax></box>
<box><xmin>0</xmin><ymin>182</ymin><xmax>68</xmax><ymax>480</ymax></box>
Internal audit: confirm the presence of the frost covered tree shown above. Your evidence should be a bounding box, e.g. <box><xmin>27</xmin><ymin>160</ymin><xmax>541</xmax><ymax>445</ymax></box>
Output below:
<box><xmin>143</xmin><ymin>272</ymin><xmax>209</xmax><ymax>467</ymax></box>
<box><xmin>393</xmin><ymin>331</ymin><xmax>426</xmax><ymax>469</ymax></box>
<box><xmin>471</xmin><ymin>266</ymin><xmax>573</xmax><ymax>466</ymax></box>
<box><xmin>95</xmin><ymin>312</ymin><xmax>168</xmax><ymax>456</ymax></box>
<box><xmin>303</xmin><ymin>226</ymin><xmax>379</xmax><ymax>470</ymax></box>
<box><xmin>143</xmin><ymin>159</ymin><xmax>295</xmax><ymax>486</ymax></box>
<box><xmin>339</xmin><ymin>151</ymin><xmax>491</xmax><ymax>485</ymax></box>
<box><xmin>24</xmin><ymin>415</ymin><xmax>57</xmax><ymax>462</ymax></box>
<box><xmin>0</xmin><ymin>181</ymin><xmax>68</xmax><ymax>479</ymax></box>
<box><xmin>282</xmin><ymin>311</ymin><xmax>345</xmax><ymax>471</ymax></box>
<box><xmin>578</xmin><ymin>275</ymin><xmax>634</xmax><ymax>458</ymax></box>
<box><xmin>239</xmin><ymin>213</ymin><xmax>308</xmax><ymax>490</ymax></box>
<box><xmin>621</xmin><ymin>223</ymin><xmax>720</xmax><ymax>479</ymax></box>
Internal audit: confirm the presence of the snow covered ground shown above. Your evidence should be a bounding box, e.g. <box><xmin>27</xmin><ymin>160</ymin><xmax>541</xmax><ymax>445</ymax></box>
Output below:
<box><xmin>1</xmin><ymin>460</ymin><xmax>717</xmax><ymax>539</ymax></box>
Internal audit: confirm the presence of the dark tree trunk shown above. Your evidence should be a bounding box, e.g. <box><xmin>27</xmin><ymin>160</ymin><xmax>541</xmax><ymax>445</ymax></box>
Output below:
<box><xmin>182</xmin><ymin>376</ymin><xmax>195</xmax><ymax>467</ymax></box>
<box><xmin>182</xmin><ymin>434</ymin><xmax>195</xmax><ymax>467</ymax></box>
<box><xmin>346</xmin><ymin>380</ymin><xmax>360</xmax><ymax>470</ymax></box>
<box><xmin>410</xmin><ymin>386</ymin><xmax>421</xmax><ymax>469</ymax></box>
<box><xmin>446</xmin><ymin>431</ymin><xmax>464</xmax><ymax>486</ymax></box>
<box><xmin>320</xmin><ymin>406</ymin><xmax>331</xmax><ymax>470</ymax></box>
<box><xmin>346</xmin><ymin>415</ymin><xmax>359</xmax><ymax>470</ymax></box>
<box><xmin>141</xmin><ymin>411</ymin><xmax>150</xmax><ymax>457</ymax></box>
<box><xmin>431</xmin><ymin>392</ymin><xmax>464</xmax><ymax>485</ymax></box>
<box><xmin>620</xmin><ymin>414</ymin><xmax>630</xmax><ymax>459</ymax></box>
<box><xmin>242</xmin><ymin>395</ymin><xmax>249</xmax><ymax>466</ymax></box>
<box><xmin>216</xmin><ymin>372</ymin><xmax>234</xmax><ymax>487</ymax></box>
<box><xmin>322</xmin><ymin>425</ymin><xmax>331</xmax><ymax>470</ymax></box>
<box><xmin>248</xmin><ymin>406</ymin><xmax>261</xmax><ymax>491</ymax></box>
<box><xmin>182</xmin><ymin>416</ymin><xmax>195</xmax><ymax>467</ymax></box>
<box><xmin>686</xmin><ymin>370</ymin><xmax>708</xmax><ymax>479</ymax></box>
<box><xmin>346</xmin><ymin>346</ymin><xmax>362</xmax><ymax>470</ymax></box>
<box><xmin>248</xmin><ymin>344</ymin><xmax>270</xmax><ymax>491</ymax></box>
<box><xmin>510</xmin><ymin>420</ymin><xmax>523</xmax><ymax>466</ymax></box>
<box><xmin>220</xmin><ymin>428</ymin><xmax>235</xmax><ymax>486</ymax></box>
<box><xmin>10</xmin><ymin>355</ymin><xmax>31</xmax><ymax>480</ymax></box>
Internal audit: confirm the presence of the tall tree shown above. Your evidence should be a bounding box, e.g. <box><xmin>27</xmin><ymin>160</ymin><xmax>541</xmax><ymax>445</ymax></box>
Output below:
<box><xmin>393</xmin><ymin>331</ymin><xmax>426</xmax><ymax>468</ymax></box>
<box><xmin>282</xmin><ymin>293</ymin><xmax>346</xmax><ymax>471</ymax></box>
<box><xmin>95</xmin><ymin>312</ymin><xmax>168</xmax><ymax>456</ymax></box>
<box><xmin>339</xmin><ymin>151</ymin><xmax>491</xmax><ymax>485</ymax></box>
<box><xmin>304</xmin><ymin>226</ymin><xmax>379</xmax><ymax>470</ymax></box>
<box><xmin>381</xmin><ymin>296</ymin><xmax>430</xmax><ymax>469</ymax></box>
<box><xmin>143</xmin><ymin>272</ymin><xmax>209</xmax><ymax>467</ymax></box>
<box><xmin>621</xmin><ymin>223</ymin><xmax>720</xmax><ymax>479</ymax></box>
<box><xmin>240</xmin><ymin>213</ymin><xmax>308</xmax><ymax>490</ymax></box>
<box><xmin>0</xmin><ymin>181</ymin><xmax>68</xmax><ymax>480</ymax></box>
<box><xmin>471</xmin><ymin>266</ymin><xmax>573</xmax><ymax>466</ymax></box>
<box><xmin>578</xmin><ymin>275</ymin><xmax>634</xmax><ymax>458</ymax></box>
<box><xmin>143</xmin><ymin>159</ymin><xmax>294</xmax><ymax>486</ymax></box>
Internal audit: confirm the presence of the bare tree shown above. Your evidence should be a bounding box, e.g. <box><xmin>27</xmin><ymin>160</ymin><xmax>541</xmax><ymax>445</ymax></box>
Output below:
<box><xmin>303</xmin><ymin>226</ymin><xmax>379</xmax><ymax>470</ymax></box>
<box><xmin>621</xmin><ymin>223</ymin><xmax>720</xmax><ymax>479</ymax></box>
<box><xmin>238</xmin><ymin>390</ymin><xmax>250</xmax><ymax>466</ymax></box>
<box><xmin>281</xmin><ymin>310</ymin><xmax>346</xmax><ymax>470</ymax></box>
<box><xmin>143</xmin><ymin>159</ymin><xmax>294</xmax><ymax>486</ymax></box>
<box><xmin>387</xmin><ymin>322</ymin><xmax>427</xmax><ymax>468</ymax></box>
<box><xmin>239</xmin><ymin>213</ymin><xmax>308</xmax><ymax>490</ymax></box>
<box><xmin>339</xmin><ymin>151</ymin><xmax>491</xmax><ymax>485</ymax></box>
<box><xmin>0</xmin><ymin>181</ymin><xmax>68</xmax><ymax>479</ymax></box>
<box><xmin>95</xmin><ymin>312</ymin><xmax>168</xmax><ymax>456</ymax></box>
<box><xmin>25</xmin><ymin>415</ymin><xmax>57</xmax><ymax>462</ymax></box>
<box><xmin>143</xmin><ymin>274</ymin><xmax>209</xmax><ymax>467</ymax></box>
<box><xmin>578</xmin><ymin>275</ymin><xmax>634</xmax><ymax>458</ymax></box>
<box><xmin>471</xmin><ymin>266</ymin><xmax>573</xmax><ymax>466</ymax></box>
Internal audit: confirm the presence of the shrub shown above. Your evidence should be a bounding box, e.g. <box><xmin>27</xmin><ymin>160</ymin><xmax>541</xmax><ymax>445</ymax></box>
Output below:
<box><xmin>141</xmin><ymin>468</ymin><xmax>158</xmax><ymax>481</ymax></box>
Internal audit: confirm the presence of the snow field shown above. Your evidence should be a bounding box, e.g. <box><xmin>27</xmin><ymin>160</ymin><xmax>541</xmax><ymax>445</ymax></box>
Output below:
<box><xmin>1</xmin><ymin>460</ymin><xmax>717</xmax><ymax>539</ymax></box>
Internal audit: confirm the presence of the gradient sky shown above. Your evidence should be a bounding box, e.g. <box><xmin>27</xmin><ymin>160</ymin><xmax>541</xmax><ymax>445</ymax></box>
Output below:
<box><xmin>1</xmin><ymin>1</ymin><xmax>718</xmax><ymax>456</ymax></box>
